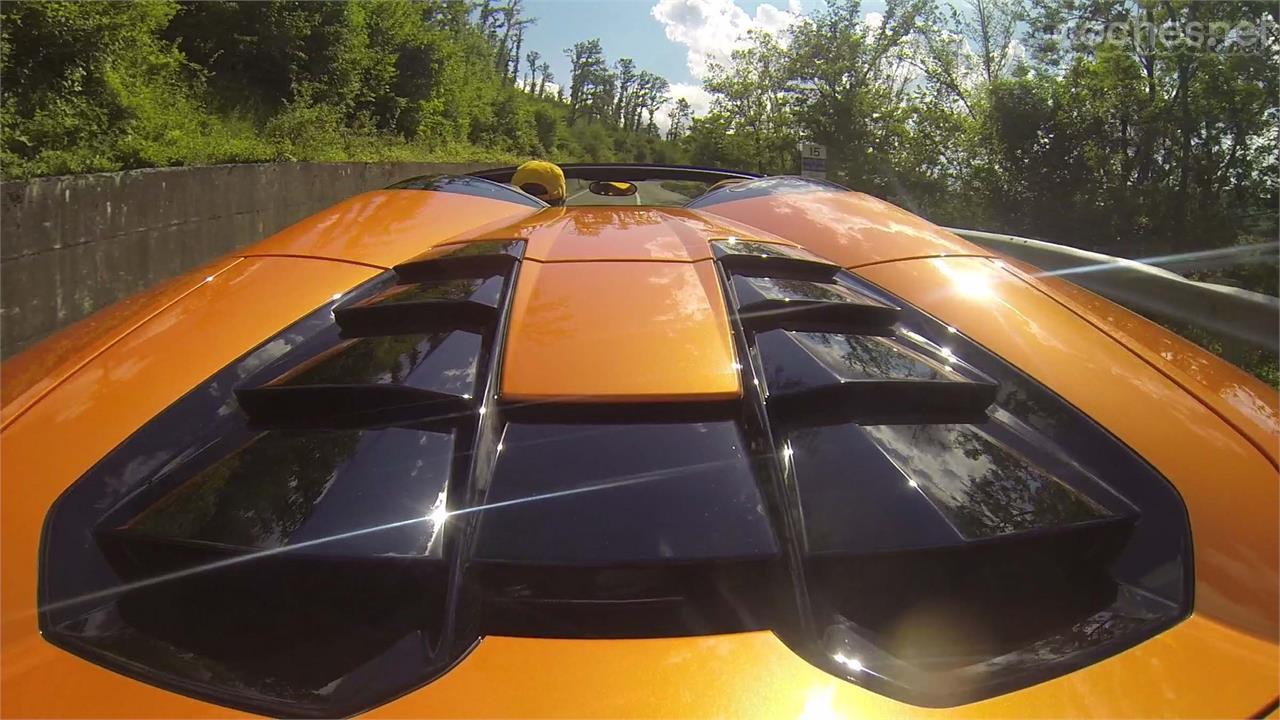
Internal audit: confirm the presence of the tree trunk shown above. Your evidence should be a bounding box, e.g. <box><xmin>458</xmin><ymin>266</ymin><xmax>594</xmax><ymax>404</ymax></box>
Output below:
<box><xmin>511</xmin><ymin>28</ymin><xmax>523</xmax><ymax>84</ymax></box>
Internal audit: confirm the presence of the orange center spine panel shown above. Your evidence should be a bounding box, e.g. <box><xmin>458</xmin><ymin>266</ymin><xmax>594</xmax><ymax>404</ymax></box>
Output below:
<box><xmin>500</xmin><ymin>259</ymin><xmax>741</xmax><ymax>402</ymax></box>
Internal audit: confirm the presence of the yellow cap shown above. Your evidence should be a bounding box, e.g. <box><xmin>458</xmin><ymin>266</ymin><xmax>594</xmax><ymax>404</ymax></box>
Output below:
<box><xmin>512</xmin><ymin>160</ymin><xmax>566</xmax><ymax>203</ymax></box>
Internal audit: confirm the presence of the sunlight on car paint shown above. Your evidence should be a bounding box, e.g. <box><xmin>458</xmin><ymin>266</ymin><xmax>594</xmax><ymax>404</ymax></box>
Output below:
<box><xmin>797</xmin><ymin>684</ymin><xmax>839</xmax><ymax>720</ymax></box>
<box><xmin>939</xmin><ymin>262</ymin><xmax>997</xmax><ymax>300</ymax></box>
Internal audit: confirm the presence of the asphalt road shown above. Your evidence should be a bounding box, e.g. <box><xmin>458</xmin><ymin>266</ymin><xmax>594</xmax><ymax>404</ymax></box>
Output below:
<box><xmin>563</xmin><ymin>179</ymin><xmax>699</xmax><ymax>207</ymax></box>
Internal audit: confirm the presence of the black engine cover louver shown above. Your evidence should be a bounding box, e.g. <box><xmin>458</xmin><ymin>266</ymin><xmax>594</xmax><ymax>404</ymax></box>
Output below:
<box><xmin>731</xmin><ymin>275</ymin><xmax>902</xmax><ymax>334</ymax></box>
<box><xmin>40</xmin><ymin>236</ymin><xmax>1191</xmax><ymax>716</ymax></box>
<box><xmin>752</xmin><ymin>330</ymin><xmax>998</xmax><ymax>424</ymax></box>
<box><xmin>394</xmin><ymin>239</ymin><xmax>525</xmax><ymax>283</ymax></box>
<box><xmin>235</xmin><ymin>385</ymin><xmax>472</xmax><ymax>429</ymax></box>
<box><xmin>334</xmin><ymin>298</ymin><xmax>498</xmax><ymax>337</ymax></box>
<box><xmin>707</xmin><ymin>241</ymin><xmax>1184</xmax><ymax>705</ymax></box>
<box><xmin>710</xmin><ymin>238</ymin><xmax>843</xmax><ymax>281</ymax></box>
<box><xmin>470</xmin><ymin>420</ymin><xmax>785</xmax><ymax>639</ymax></box>
<box><xmin>40</xmin><ymin>240</ymin><xmax>528</xmax><ymax>717</ymax></box>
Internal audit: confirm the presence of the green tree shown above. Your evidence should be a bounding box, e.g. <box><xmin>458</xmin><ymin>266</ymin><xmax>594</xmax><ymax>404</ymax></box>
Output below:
<box><xmin>787</xmin><ymin>0</ymin><xmax>931</xmax><ymax>188</ymax></box>
<box><xmin>0</xmin><ymin>0</ymin><xmax>234</xmax><ymax>176</ymax></box>
<box><xmin>1</xmin><ymin>0</ymin><xmax>690</xmax><ymax>176</ymax></box>
<box><xmin>666</xmin><ymin>97</ymin><xmax>693</xmax><ymax>141</ymax></box>
<box><xmin>564</xmin><ymin>39</ymin><xmax>607</xmax><ymax>124</ymax></box>
<box><xmin>701</xmin><ymin>30</ymin><xmax>796</xmax><ymax>173</ymax></box>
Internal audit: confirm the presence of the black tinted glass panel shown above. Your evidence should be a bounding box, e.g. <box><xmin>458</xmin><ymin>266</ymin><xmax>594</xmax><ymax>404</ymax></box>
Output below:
<box><xmin>366</xmin><ymin>278</ymin><xmax>501</xmax><ymax>306</ymax></box>
<box><xmin>423</xmin><ymin>240</ymin><xmax>525</xmax><ymax>260</ymax></box>
<box><xmin>797</xmin><ymin>333</ymin><xmax>956</xmax><ymax>381</ymax></box>
<box><xmin>475</xmin><ymin>422</ymin><xmax>779</xmax><ymax>564</ymax></box>
<box><xmin>127</xmin><ymin>428</ymin><xmax>453</xmax><ymax>557</ymax></box>
<box><xmin>287</xmin><ymin>332</ymin><xmax>480</xmax><ymax>398</ymax></box>
<box><xmin>735</xmin><ymin>277</ymin><xmax>880</xmax><ymax>306</ymax></box>
<box><xmin>757</xmin><ymin>331</ymin><xmax>966</xmax><ymax>399</ymax></box>
<box><xmin>788</xmin><ymin>424</ymin><xmax>960</xmax><ymax>554</ymax></box>
<box><xmin>860</xmin><ymin>424</ymin><xmax>1111</xmax><ymax>539</ymax></box>
<box><xmin>711</xmin><ymin>239</ymin><xmax>824</xmax><ymax>262</ymax></box>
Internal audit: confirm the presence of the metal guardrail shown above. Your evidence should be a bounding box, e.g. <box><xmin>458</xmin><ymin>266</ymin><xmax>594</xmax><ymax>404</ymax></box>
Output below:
<box><xmin>945</xmin><ymin>228</ymin><xmax>1280</xmax><ymax>354</ymax></box>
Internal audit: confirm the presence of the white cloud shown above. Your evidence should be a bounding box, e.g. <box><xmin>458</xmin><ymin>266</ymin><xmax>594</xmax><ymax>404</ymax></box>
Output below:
<box><xmin>519</xmin><ymin>77</ymin><xmax>562</xmax><ymax>99</ymax></box>
<box><xmin>651</xmin><ymin>0</ymin><xmax>803</xmax><ymax>79</ymax></box>
<box><xmin>668</xmin><ymin>82</ymin><xmax>714</xmax><ymax>117</ymax></box>
<box><xmin>1006</xmin><ymin>37</ymin><xmax>1027</xmax><ymax>68</ymax></box>
<box><xmin>656</xmin><ymin>82</ymin><xmax>715</xmax><ymax>133</ymax></box>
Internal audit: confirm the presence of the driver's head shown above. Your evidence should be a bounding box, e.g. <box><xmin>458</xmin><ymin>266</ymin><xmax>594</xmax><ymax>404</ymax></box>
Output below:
<box><xmin>512</xmin><ymin>160</ymin><xmax>566</xmax><ymax>206</ymax></box>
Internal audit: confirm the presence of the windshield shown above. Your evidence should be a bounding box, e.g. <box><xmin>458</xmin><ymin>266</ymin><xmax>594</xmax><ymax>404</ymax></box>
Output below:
<box><xmin>563</xmin><ymin>178</ymin><xmax>710</xmax><ymax>207</ymax></box>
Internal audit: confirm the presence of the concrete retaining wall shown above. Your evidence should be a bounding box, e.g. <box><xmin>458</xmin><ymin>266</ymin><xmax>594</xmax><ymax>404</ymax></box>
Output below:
<box><xmin>0</xmin><ymin>162</ymin><xmax>493</xmax><ymax>358</ymax></box>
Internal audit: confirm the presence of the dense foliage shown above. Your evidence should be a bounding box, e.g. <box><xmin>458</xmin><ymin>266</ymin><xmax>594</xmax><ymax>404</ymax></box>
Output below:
<box><xmin>689</xmin><ymin>0</ymin><xmax>1278</xmax><ymax>269</ymax></box>
<box><xmin>684</xmin><ymin>0</ymin><xmax>1277</xmax><ymax>380</ymax></box>
<box><xmin>2</xmin><ymin>0</ymin><xmax>1275</xmax><ymax>266</ymax></box>
<box><xmin>0</xmin><ymin>0</ymin><xmax>685</xmax><ymax>179</ymax></box>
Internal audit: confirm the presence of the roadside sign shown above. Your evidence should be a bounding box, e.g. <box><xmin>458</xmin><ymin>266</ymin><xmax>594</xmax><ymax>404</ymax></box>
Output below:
<box><xmin>798</xmin><ymin>142</ymin><xmax>827</xmax><ymax>181</ymax></box>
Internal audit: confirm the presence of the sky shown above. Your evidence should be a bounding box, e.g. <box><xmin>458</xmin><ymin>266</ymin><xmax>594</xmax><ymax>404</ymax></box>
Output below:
<box><xmin>521</xmin><ymin>0</ymin><xmax>889</xmax><ymax>119</ymax></box>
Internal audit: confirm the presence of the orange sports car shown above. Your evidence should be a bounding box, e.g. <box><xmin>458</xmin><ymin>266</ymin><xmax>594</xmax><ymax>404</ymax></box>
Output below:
<box><xmin>1</xmin><ymin>165</ymin><xmax>1276</xmax><ymax>718</ymax></box>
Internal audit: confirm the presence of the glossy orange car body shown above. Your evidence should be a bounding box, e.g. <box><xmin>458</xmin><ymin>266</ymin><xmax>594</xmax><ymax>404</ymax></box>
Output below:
<box><xmin>2</xmin><ymin>175</ymin><xmax>1277</xmax><ymax>718</ymax></box>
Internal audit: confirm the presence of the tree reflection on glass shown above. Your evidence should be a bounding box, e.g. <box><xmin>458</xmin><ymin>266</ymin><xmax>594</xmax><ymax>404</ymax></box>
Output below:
<box><xmin>994</xmin><ymin>384</ymin><xmax>1063</xmax><ymax>437</ymax></box>
<box><xmin>289</xmin><ymin>334</ymin><xmax>442</xmax><ymax>386</ymax></box>
<box><xmin>284</xmin><ymin>329</ymin><xmax>480</xmax><ymax>398</ymax></box>
<box><xmin>373</xmin><ymin>278</ymin><xmax>484</xmax><ymax>304</ymax></box>
<box><xmin>983</xmin><ymin>586</ymin><xmax>1167</xmax><ymax>671</ymax></box>
<box><xmin>717</xmin><ymin>240</ymin><xmax>809</xmax><ymax>259</ymax></box>
<box><xmin>425</xmin><ymin>239</ymin><xmax>521</xmax><ymax>258</ymax></box>
<box><xmin>129</xmin><ymin>431</ymin><xmax>363</xmax><ymax>548</ymax></box>
<box><xmin>861</xmin><ymin>424</ymin><xmax>1109</xmax><ymax>538</ymax></box>
<box><xmin>796</xmin><ymin>332</ymin><xmax>954</xmax><ymax>382</ymax></box>
<box><xmin>743</xmin><ymin>277</ymin><xmax>872</xmax><ymax>304</ymax></box>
